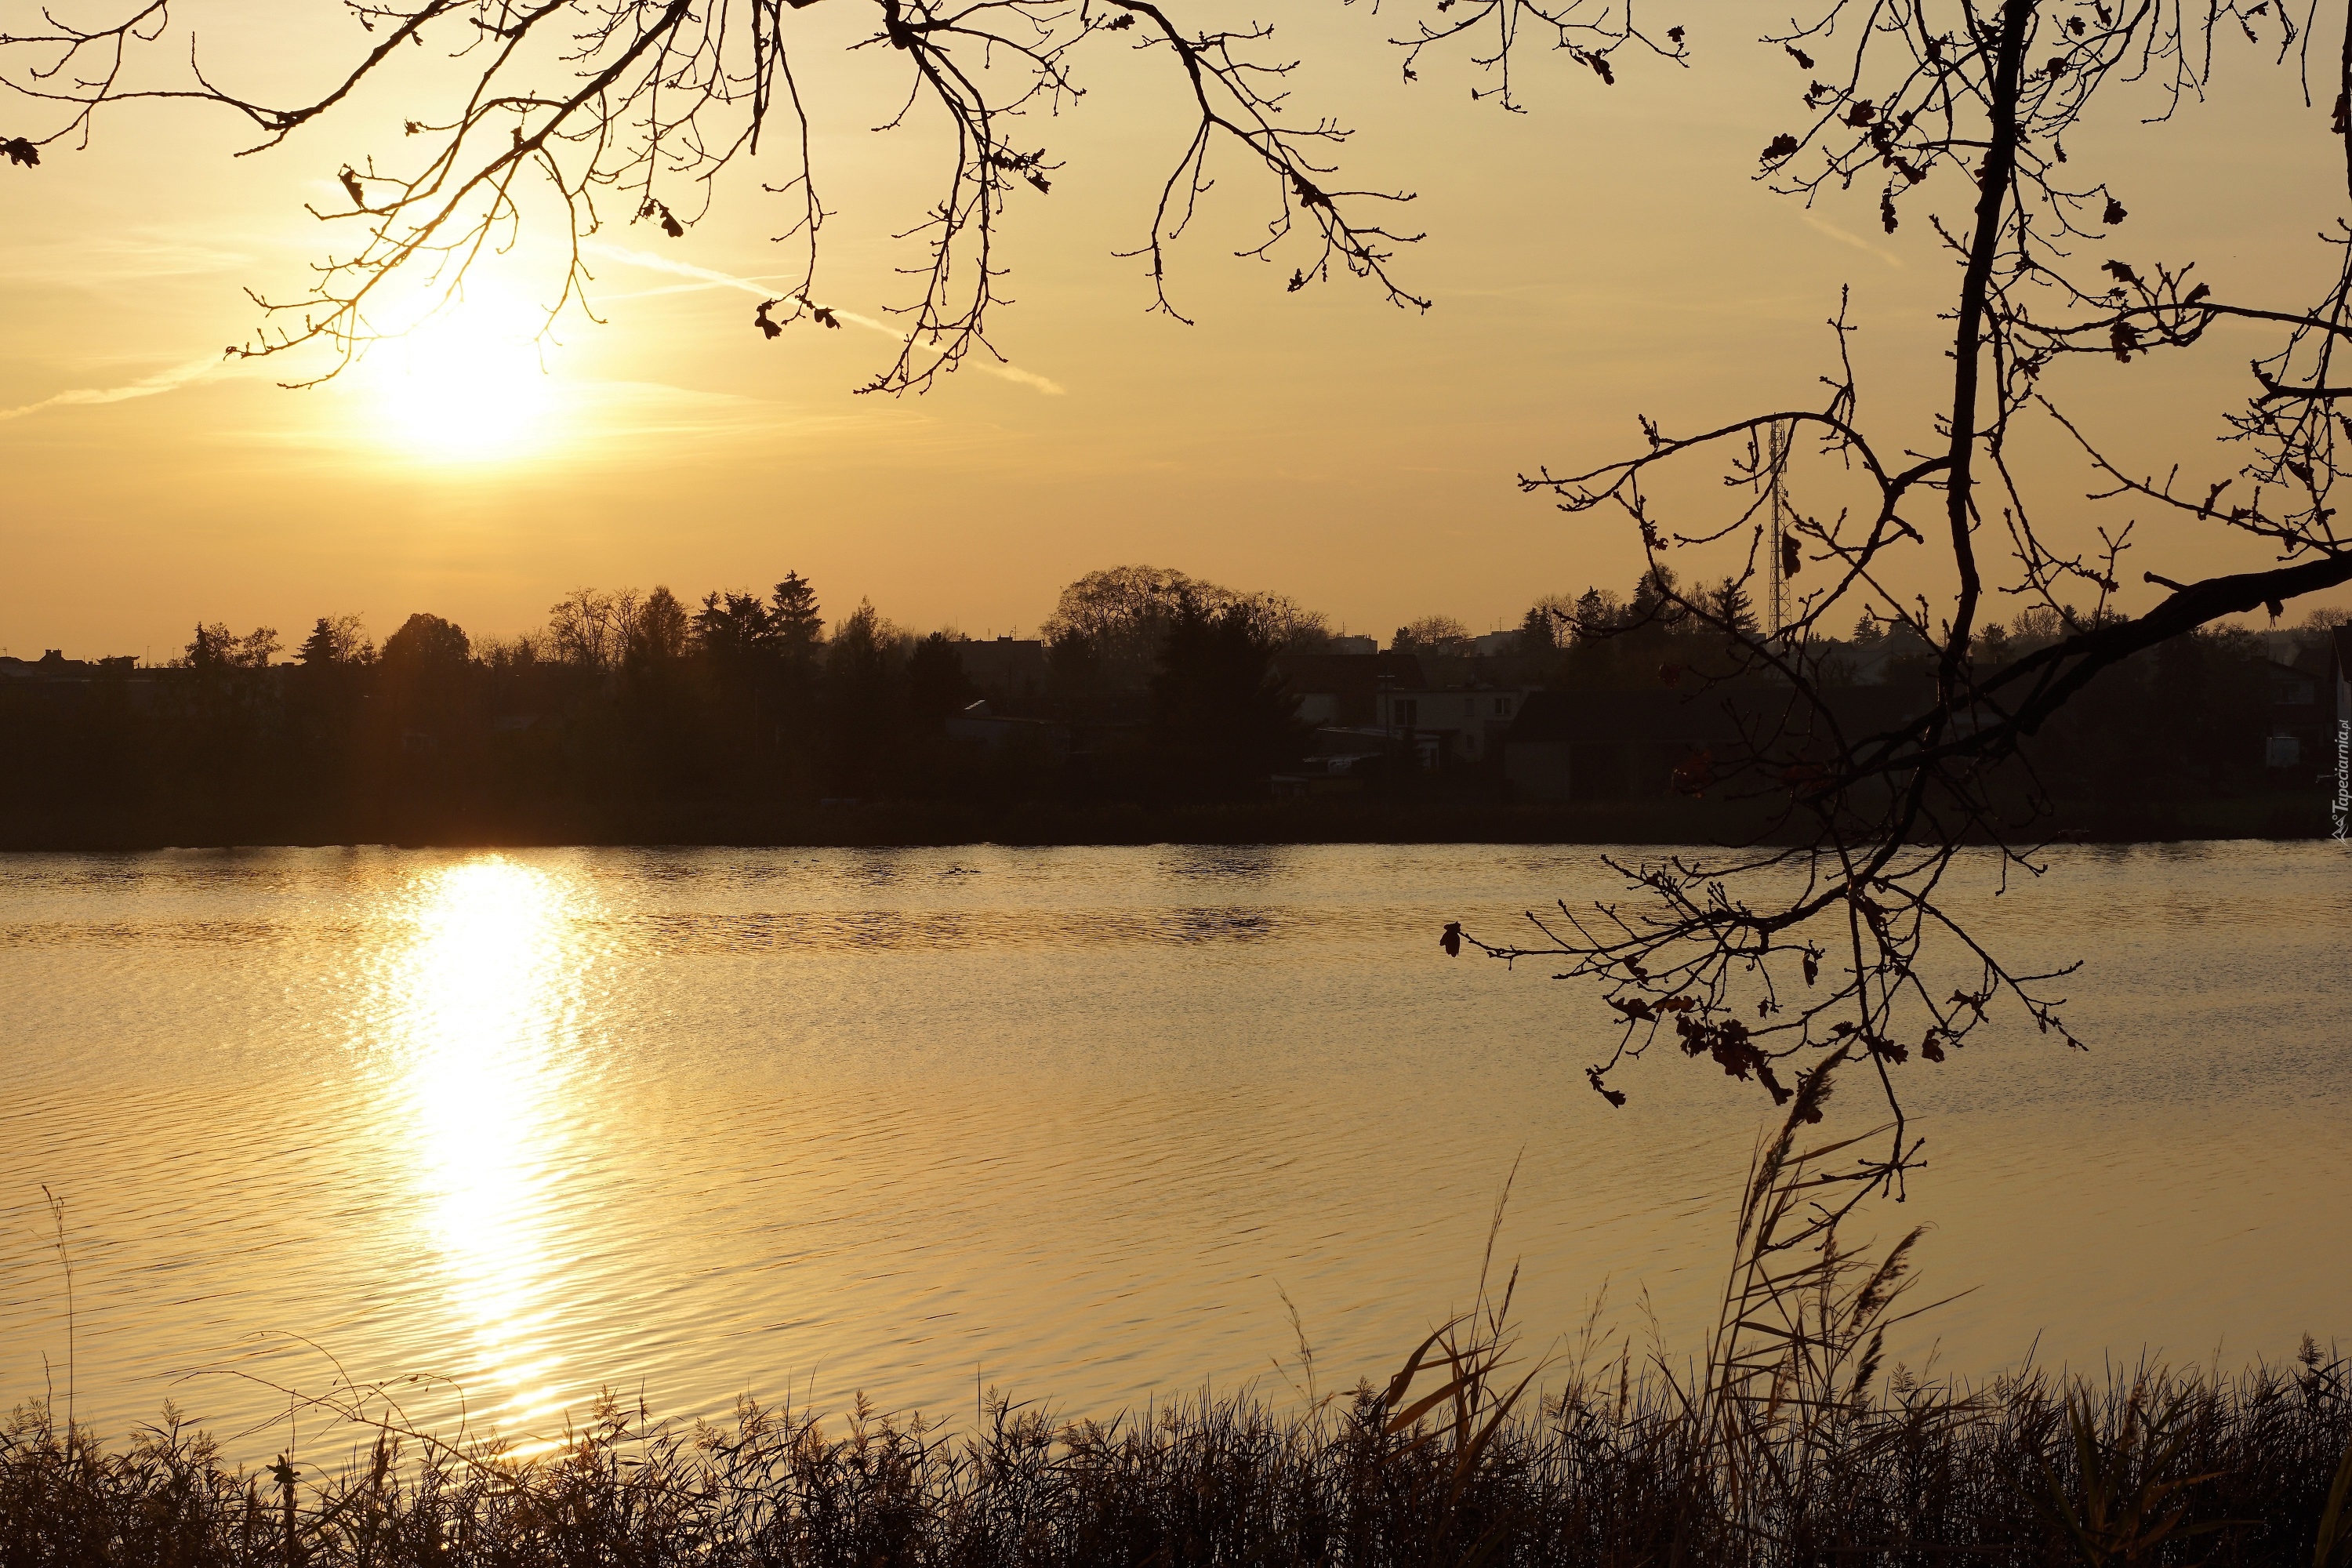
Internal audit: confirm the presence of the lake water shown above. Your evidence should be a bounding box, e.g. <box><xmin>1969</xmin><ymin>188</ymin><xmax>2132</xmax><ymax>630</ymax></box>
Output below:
<box><xmin>2</xmin><ymin>843</ymin><xmax>2346</xmax><ymax>1462</ymax></box>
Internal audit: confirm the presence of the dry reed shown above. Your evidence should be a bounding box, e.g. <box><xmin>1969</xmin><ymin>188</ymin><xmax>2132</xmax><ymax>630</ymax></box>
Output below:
<box><xmin>8</xmin><ymin>1080</ymin><xmax>2347</xmax><ymax>1568</ymax></box>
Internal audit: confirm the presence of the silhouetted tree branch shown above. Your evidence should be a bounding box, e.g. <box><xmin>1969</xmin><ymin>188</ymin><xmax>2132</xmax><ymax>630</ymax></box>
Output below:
<box><xmin>1446</xmin><ymin>0</ymin><xmax>2352</xmax><ymax>1188</ymax></box>
<box><xmin>4</xmin><ymin>0</ymin><xmax>1639</xmax><ymax>390</ymax></box>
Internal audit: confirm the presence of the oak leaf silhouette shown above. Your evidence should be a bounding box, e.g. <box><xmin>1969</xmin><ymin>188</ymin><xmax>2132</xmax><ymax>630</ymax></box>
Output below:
<box><xmin>2</xmin><ymin>137</ymin><xmax>38</xmax><ymax>168</ymax></box>
<box><xmin>2102</xmin><ymin>195</ymin><xmax>2127</xmax><ymax>224</ymax></box>
<box><xmin>1439</xmin><ymin>921</ymin><xmax>1462</xmax><ymax>957</ymax></box>
<box><xmin>1762</xmin><ymin>132</ymin><xmax>1801</xmax><ymax>163</ymax></box>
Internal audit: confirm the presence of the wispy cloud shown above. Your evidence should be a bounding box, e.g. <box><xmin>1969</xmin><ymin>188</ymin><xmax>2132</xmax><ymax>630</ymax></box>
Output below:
<box><xmin>1797</xmin><ymin>209</ymin><xmax>1904</xmax><ymax>270</ymax></box>
<box><xmin>583</xmin><ymin>241</ymin><xmax>1067</xmax><ymax>395</ymax></box>
<box><xmin>0</xmin><ymin>234</ymin><xmax>253</xmax><ymax>286</ymax></box>
<box><xmin>0</xmin><ymin>352</ymin><xmax>227</xmax><ymax>422</ymax></box>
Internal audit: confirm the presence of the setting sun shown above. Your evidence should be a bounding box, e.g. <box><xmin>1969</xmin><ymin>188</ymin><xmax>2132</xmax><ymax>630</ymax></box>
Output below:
<box><xmin>361</xmin><ymin>295</ymin><xmax>557</xmax><ymax>463</ymax></box>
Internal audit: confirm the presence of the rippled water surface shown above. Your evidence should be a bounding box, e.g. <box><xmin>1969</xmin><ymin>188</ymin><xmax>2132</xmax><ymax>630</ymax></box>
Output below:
<box><xmin>2</xmin><ymin>843</ymin><xmax>2346</xmax><ymax>1457</ymax></box>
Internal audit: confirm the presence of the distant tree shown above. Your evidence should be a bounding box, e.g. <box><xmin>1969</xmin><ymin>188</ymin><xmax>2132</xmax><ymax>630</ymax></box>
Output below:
<box><xmin>381</xmin><ymin>613</ymin><xmax>470</xmax><ymax>672</ymax></box>
<box><xmin>2302</xmin><ymin>606</ymin><xmax>2350</xmax><ymax>631</ymax></box>
<box><xmin>241</xmin><ymin>626</ymin><xmax>283</xmax><ymax>667</ymax></box>
<box><xmin>376</xmin><ymin>613</ymin><xmax>473</xmax><ymax>733</ymax></box>
<box><xmin>1390</xmin><ymin>615</ymin><xmax>1474</xmax><ymax>659</ymax></box>
<box><xmin>1708</xmin><ymin>576</ymin><xmax>1760</xmax><ymax>637</ymax></box>
<box><xmin>548</xmin><ymin>587</ymin><xmax>642</xmax><ymax>673</ymax></box>
<box><xmin>694</xmin><ymin>591</ymin><xmax>777</xmax><ymax>668</ymax></box>
<box><xmin>1043</xmin><ymin>566</ymin><xmax>1338</xmax><ymax>691</ymax></box>
<box><xmin>1151</xmin><ymin>594</ymin><xmax>1302</xmax><ymax>793</ymax></box>
<box><xmin>823</xmin><ymin>600</ymin><xmax>902</xmax><ymax>793</ymax></box>
<box><xmin>769</xmin><ymin>573</ymin><xmax>826</xmax><ymax>676</ymax></box>
<box><xmin>176</xmin><ymin>623</ymin><xmax>278</xmax><ymax>671</ymax></box>
<box><xmin>1624</xmin><ymin>567</ymin><xmax>1686</xmax><ymax>633</ymax></box>
<box><xmin>627</xmin><ymin>586</ymin><xmax>692</xmax><ymax>666</ymax></box>
<box><xmin>1517</xmin><ymin>595</ymin><xmax>1580</xmax><ymax>655</ymax></box>
<box><xmin>296</xmin><ymin>615</ymin><xmax>372</xmax><ymax>668</ymax></box>
<box><xmin>2009</xmin><ymin>605</ymin><xmax>2067</xmax><ymax>645</ymax></box>
<box><xmin>907</xmin><ymin>633</ymin><xmax>976</xmax><ymax>721</ymax></box>
<box><xmin>1237</xmin><ymin>593</ymin><xmax>1336</xmax><ymax>654</ymax></box>
<box><xmin>1570</xmin><ymin>588</ymin><xmax>1624</xmax><ymax>641</ymax></box>
<box><xmin>474</xmin><ymin>633</ymin><xmax>546</xmax><ymax>673</ymax></box>
<box><xmin>1044</xmin><ymin>566</ymin><xmax>1205</xmax><ymax>691</ymax></box>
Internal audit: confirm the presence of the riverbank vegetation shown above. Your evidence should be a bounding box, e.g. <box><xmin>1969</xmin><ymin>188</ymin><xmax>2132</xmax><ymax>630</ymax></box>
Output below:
<box><xmin>8</xmin><ymin>1088</ymin><xmax>2349</xmax><ymax>1568</ymax></box>
<box><xmin>1</xmin><ymin>565</ymin><xmax>2337</xmax><ymax>850</ymax></box>
<box><xmin>6</xmin><ymin>1352</ymin><xmax>2349</xmax><ymax>1568</ymax></box>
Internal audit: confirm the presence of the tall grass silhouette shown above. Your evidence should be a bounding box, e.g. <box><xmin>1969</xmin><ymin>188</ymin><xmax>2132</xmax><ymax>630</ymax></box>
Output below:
<box><xmin>8</xmin><ymin>1076</ymin><xmax>2348</xmax><ymax>1567</ymax></box>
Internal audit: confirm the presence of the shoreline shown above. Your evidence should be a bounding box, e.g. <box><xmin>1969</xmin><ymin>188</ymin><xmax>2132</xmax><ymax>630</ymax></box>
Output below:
<box><xmin>0</xmin><ymin>791</ymin><xmax>2335</xmax><ymax>852</ymax></box>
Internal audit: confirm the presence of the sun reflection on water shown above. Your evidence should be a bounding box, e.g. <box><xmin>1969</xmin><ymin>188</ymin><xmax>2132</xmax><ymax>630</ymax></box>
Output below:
<box><xmin>389</xmin><ymin>858</ymin><xmax>584</xmax><ymax>1436</ymax></box>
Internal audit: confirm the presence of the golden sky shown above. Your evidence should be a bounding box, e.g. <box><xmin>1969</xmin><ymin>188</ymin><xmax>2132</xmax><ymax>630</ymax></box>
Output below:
<box><xmin>2</xmin><ymin>0</ymin><xmax>2343</xmax><ymax>659</ymax></box>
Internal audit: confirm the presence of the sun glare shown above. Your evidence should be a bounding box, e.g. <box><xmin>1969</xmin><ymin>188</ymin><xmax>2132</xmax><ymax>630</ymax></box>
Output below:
<box><xmin>390</xmin><ymin>858</ymin><xmax>585</xmax><ymax>1436</ymax></box>
<box><xmin>365</xmin><ymin>295</ymin><xmax>558</xmax><ymax>463</ymax></box>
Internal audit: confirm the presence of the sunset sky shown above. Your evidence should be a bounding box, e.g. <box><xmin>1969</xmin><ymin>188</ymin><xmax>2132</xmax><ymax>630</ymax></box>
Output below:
<box><xmin>3</xmin><ymin>0</ymin><xmax>2343</xmax><ymax>660</ymax></box>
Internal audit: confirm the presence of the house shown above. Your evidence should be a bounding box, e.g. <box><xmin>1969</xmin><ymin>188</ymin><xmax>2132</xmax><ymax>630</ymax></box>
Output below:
<box><xmin>0</xmin><ymin>650</ymin><xmax>153</xmax><ymax>711</ymax></box>
<box><xmin>2263</xmin><ymin>648</ymin><xmax>2332</xmax><ymax>771</ymax></box>
<box><xmin>1370</xmin><ymin>685</ymin><xmax>1530</xmax><ymax>764</ymax></box>
<box><xmin>1</xmin><ymin>650</ymin><xmax>136</xmax><ymax>681</ymax></box>
<box><xmin>1272</xmin><ymin>652</ymin><xmax>1424</xmax><ymax>728</ymax></box>
<box><xmin>1327</xmin><ymin>634</ymin><xmax>1378</xmax><ymax>655</ymax></box>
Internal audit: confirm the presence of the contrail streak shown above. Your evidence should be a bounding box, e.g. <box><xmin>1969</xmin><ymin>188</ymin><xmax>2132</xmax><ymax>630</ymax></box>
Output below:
<box><xmin>0</xmin><ymin>353</ymin><xmax>226</xmax><ymax>422</ymax></box>
<box><xmin>583</xmin><ymin>241</ymin><xmax>1066</xmax><ymax>395</ymax></box>
<box><xmin>1797</xmin><ymin>210</ymin><xmax>1904</xmax><ymax>270</ymax></box>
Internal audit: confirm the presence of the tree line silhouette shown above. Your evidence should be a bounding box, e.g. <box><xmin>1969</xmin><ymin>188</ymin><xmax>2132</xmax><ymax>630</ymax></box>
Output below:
<box><xmin>0</xmin><ymin>564</ymin><xmax>2336</xmax><ymax>848</ymax></box>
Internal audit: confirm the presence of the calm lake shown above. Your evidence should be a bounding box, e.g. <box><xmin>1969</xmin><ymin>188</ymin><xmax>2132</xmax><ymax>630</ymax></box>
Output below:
<box><xmin>2</xmin><ymin>843</ymin><xmax>2346</xmax><ymax>1461</ymax></box>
